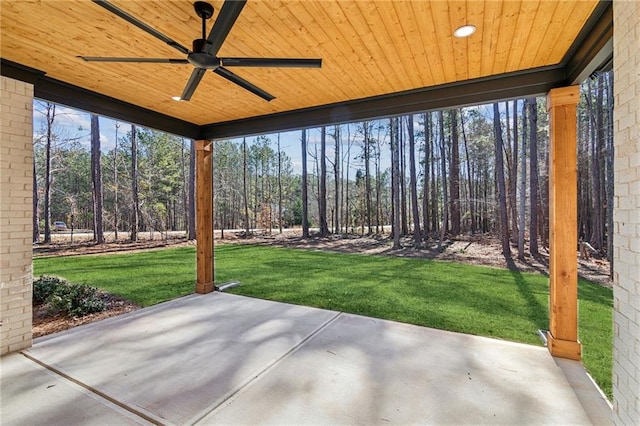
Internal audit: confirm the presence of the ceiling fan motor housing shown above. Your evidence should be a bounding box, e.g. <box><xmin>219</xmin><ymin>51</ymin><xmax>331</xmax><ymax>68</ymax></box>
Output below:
<box><xmin>188</xmin><ymin>38</ymin><xmax>217</xmax><ymax>69</ymax></box>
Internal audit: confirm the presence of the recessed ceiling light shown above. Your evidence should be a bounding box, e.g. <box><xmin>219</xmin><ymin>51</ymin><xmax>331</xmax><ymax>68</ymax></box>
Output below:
<box><xmin>171</xmin><ymin>96</ymin><xmax>182</xmax><ymax>101</ymax></box>
<box><xmin>454</xmin><ymin>25</ymin><xmax>476</xmax><ymax>38</ymax></box>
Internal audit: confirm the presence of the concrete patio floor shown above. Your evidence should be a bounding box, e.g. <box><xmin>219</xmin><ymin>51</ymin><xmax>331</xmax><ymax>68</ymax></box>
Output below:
<box><xmin>2</xmin><ymin>292</ymin><xmax>611</xmax><ymax>425</ymax></box>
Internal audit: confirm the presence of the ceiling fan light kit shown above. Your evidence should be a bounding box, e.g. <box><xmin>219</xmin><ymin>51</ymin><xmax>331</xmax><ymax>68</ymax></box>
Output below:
<box><xmin>79</xmin><ymin>0</ymin><xmax>322</xmax><ymax>102</ymax></box>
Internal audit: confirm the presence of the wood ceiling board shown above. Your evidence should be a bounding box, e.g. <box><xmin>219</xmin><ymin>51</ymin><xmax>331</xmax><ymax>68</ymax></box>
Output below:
<box><xmin>1</xmin><ymin>0</ymin><xmax>600</xmax><ymax>128</ymax></box>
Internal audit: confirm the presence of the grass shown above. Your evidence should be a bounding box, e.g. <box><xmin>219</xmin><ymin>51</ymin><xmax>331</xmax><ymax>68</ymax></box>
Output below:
<box><xmin>34</xmin><ymin>247</ymin><xmax>197</xmax><ymax>306</ymax></box>
<box><xmin>34</xmin><ymin>244</ymin><xmax>613</xmax><ymax>399</ymax></box>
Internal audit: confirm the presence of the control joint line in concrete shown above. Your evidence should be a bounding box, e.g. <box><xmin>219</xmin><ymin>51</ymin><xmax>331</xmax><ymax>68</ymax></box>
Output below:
<box><xmin>20</xmin><ymin>351</ymin><xmax>167</xmax><ymax>426</ymax></box>
<box><xmin>188</xmin><ymin>312</ymin><xmax>344</xmax><ymax>425</ymax></box>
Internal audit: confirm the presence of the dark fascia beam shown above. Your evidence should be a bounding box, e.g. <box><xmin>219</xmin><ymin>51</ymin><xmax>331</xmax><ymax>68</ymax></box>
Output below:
<box><xmin>563</xmin><ymin>0</ymin><xmax>613</xmax><ymax>84</ymax></box>
<box><xmin>1</xmin><ymin>59</ymin><xmax>201</xmax><ymax>140</ymax></box>
<box><xmin>201</xmin><ymin>65</ymin><xmax>567</xmax><ymax>139</ymax></box>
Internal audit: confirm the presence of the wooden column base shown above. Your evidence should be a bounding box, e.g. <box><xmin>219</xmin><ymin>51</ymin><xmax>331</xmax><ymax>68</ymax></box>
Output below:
<box><xmin>196</xmin><ymin>282</ymin><xmax>215</xmax><ymax>294</ymax></box>
<box><xmin>547</xmin><ymin>332</ymin><xmax>581</xmax><ymax>360</ymax></box>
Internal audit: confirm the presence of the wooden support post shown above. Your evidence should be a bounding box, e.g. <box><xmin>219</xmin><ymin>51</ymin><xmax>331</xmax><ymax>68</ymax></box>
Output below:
<box><xmin>546</xmin><ymin>86</ymin><xmax>581</xmax><ymax>360</ymax></box>
<box><xmin>195</xmin><ymin>140</ymin><xmax>214</xmax><ymax>294</ymax></box>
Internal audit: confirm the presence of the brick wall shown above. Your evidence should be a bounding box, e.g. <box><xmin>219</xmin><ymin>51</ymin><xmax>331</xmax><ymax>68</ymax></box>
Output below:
<box><xmin>0</xmin><ymin>76</ymin><xmax>34</xmax><ymax>355</ymax></box>
<box><xmin>613</xmin><ymin>1</ymin><xmax>640</xmax><ymax>424</ymax></box>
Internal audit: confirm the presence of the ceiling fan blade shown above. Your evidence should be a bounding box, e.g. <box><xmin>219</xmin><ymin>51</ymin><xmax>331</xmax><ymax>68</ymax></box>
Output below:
<box><xmin>204</xmin><ymin>0</ymin><xmax>247</xmax><ymax>56</ymax></box>
<box><xmin>214</xmin><ymin>67</ymin><xmax>275</xmax><ymax>101</ymax></box>
<box><xmin>180</xmin><ymin>68</ymin><xmax>208</xmax><ymax>101</ymax></box>
<box><xmin>220</xmin><ymin>58</ymin><xmax>322</xmax><ymax>68</ymax></box>
<box><xmin>78</xmin><ymin>56</ymin><xmax>189</xmax><ymax>64</ymax></box>
<box><xmin>92</xmin><ymin>0</ymin><xmax>190</xmax><ymax>55</ymax></box>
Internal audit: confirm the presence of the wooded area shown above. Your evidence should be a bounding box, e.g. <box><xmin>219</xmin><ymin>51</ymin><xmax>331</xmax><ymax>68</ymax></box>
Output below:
<box><xmin>32</xmin><ymin>72</ymin><xmax>613</xmax><ymax>264</ymax></box>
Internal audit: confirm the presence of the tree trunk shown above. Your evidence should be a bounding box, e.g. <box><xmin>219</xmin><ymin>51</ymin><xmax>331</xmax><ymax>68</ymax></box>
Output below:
<box><xmin>43</xmin><ymin>103</ymin><xmax>55</xmax><ymax>244</ymax></box>
<box><xmin>437</xmin><ymin>111</ymin><xmax>448</xmax><ymax>251</ymax></box>
<box><xmin>590</xmin><ymin>76</ymin><xmax>604</xmax><ymax>250</ymax></box>
<box><xmin>400</xmin><ymin>120</ymin><xmax>408</xmax><ymax>236</ymax></box>
<box><xmin>91</xmin><ymin>114</ymin><xmax>104</xmax><ymax>243</ymax></box>
<box><xmin>187</xmin><ymin>139</ymin><xmax>196</xmax><ymax>240</ymax></box>
<box><xmin>408</xmin><ymin>114</ymin><xmax>421</xmax><ymax>246</ymax></box>
<box><xmin>375</xmin><ymin>128</ymin><xmax>383</xmax><ymax>234</ymax></box>
<box><xmin>277</xmin><ymin>134</ymin><xmax>283</xmax><ymax>234</ymax></box>
<box><xmin>113</xmin><ymin>123</ymin><xmax>120</xmax><ymax>240</ymax></box>
<box><xmin>493</xmin><ymin>103</ymin><xmax>511</xmax><ymax>256</ymax></box>
<box><xmin>529</xmin><ymin>98</ymin><xmax>539</xmax><ymax>256</ymax></box>
<box><xmin>518</xmin><ymin>100</ymin><xmax>527</xmax><ymax>260</ymax></box>
<box><xmin>459</xmin><ymin>111</ymin><xmax>475</xmax><ymax>234</ymax></box>
<box><xmin>301</xmin><ymin>130</ymin><xmax>310</xmax><ymax>237</ymax></box>
<box><xmin>333</xmin><ymin>126</ymin><xmax>341</xmax><ymax>234</ymax></box>
<box><xmin>319</xmin><ymin>127</ymin><xmax>329</xmax><ymax>236</ymax></box>
<box><xmin>391</xmin><ymin>117</ymin><xmax>401</xmax><ymax>249</ymax></box>
<box><xmin>130</xmin><ymin>124</ymin><xmax>140</xmax><ymax>242</ymax></box>
<box><xmin>509</xmin><ymin>101</ymin><xmax>519</xmax><ymax>243</ymax></box>
<box><xmin>364</xmin><ymin>122</ymin><xmax>372</xmax><ymax>234</ymax></box>
<box><xmin>422</xmin><ymin>113</ymin><xmax>431</xmax><ymax>238</ymax></box>
<box><xmin>528</xmin><ymin>98</ymin><xmax>539</xmax><ymax>256</ymax></box>
<box><xmin>430</xmin><ymin>114</ymin><xmax>438</xmax><ymax>235</ymax></box>
<box><xmin>33</xmin><ymin>159</ymin><xmax>40</xmax><ymax>242</ymax></box>
<box><xmin>242</xmin><ymin>137</ymin><xmax>251</xmax><ymax>235</ymax></box>
<box><xmin>344</xmin><ymin>126</ymin><xmax>352</xmax><ymax>234</ymax></box>
<box><xmin>449</xmin><ymin>110</ymin><xmax>461</xmax><ymax>236</ymax></box>
<box><xmin>605</xmin><ymin>72</ymin><xmax>614</xmax><ymax>277</ymax></box>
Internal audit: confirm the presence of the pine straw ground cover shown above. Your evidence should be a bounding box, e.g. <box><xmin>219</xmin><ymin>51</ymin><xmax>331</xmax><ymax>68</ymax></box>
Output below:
<box><xmin>34</xmin><ymin>244</ymin><xmax>612</xmax><ymax>399</ymax></box>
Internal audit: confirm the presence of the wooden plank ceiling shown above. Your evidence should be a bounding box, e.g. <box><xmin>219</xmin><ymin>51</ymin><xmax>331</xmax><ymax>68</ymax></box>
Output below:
<box><xmin>1</xmin><ymin>1</ymin><xmax>598</xmax><ymax>126</ymax></box>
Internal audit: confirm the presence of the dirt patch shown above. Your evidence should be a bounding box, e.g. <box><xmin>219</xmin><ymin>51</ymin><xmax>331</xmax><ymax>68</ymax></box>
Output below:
<box><xmin>32</xmin><ymin>231</ymin><xmax>612</xmax><ymax>337</ymax></box>
<box><xmin>34</xmin><ymin>237</ymin><xmax>195</xmax><ymax>258</ymax></box>
<box><xmin>227</xmin><ymin>232</ymin><xmax>612</xmax><ymax>286</ymax></box>
<box><xmin>32</xmin><ymin>291</ymin><xmax>140</xmax><ymax>338</ymax></box>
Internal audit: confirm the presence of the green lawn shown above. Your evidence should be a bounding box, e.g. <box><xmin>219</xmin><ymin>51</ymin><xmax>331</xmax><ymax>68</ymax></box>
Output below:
<box><xmin>34</xmin><ymin>244</ymin><xmax>612</xmax><ymax>398</ymax></box>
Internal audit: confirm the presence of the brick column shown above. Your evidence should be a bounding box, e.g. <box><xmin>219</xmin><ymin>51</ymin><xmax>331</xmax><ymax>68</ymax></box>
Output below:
<box><xmin>546</xmin><ymin>86</ymin><xmax>581</xmax><ymax>361</ymax></box>
<box><xmin>195</xmin><ymin>140</ymin><xmax>214</xmax><ymax>294</ymax></box>
<box><xmin>612</xmin><ymin>1</ymin><xmax>640</xmax><ymax>423</ymax></box>
<box><xmin>0</xmin><ymin>76</ymin><xmax>34</xmax><ymax>355</ymax></box>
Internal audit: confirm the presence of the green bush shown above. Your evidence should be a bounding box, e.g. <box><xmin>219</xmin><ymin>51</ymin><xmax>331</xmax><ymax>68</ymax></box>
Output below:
<box><xmin>33</xmin><ymin>275</ymin><xmax>68</xmax><ymax>305</ymax></box>
<box><xmin>33</xmin><ymin>275</ymin><xmax>107</xmax><ymax>317</ymax></box>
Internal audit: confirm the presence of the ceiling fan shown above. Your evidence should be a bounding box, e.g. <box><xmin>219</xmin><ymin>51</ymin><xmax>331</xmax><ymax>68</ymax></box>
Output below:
<box><xmin>78</xmin><ymin>0</ymin><xmax>322</xmax><ymax>102</ymax></box>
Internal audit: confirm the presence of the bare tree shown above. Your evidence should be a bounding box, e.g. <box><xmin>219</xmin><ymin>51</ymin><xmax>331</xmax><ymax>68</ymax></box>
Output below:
<box><xmin>437</xmin><ymin>111</ymin><xmax>448</xmax><ymax>251</ymax></box>
<box><xmin>277</xmin><ymin>133</ymin><xmax>283</xmax><ymax>234</ymax></box>
<box><xmin>130</xmin><ymin>124</ymin><xmax>140</xmax><ymax>242</ymax></box>
<box><xmin>493</xmin><ymin>103</ymin><xmax>511</xmax><ymax>256</ymax></box>
<box><xmin>528</xmin><ymin>98</ymin><xmax>539</xmax><ymax>256</ymax></box>
<box><xmin>408</xmin><ymin>115</ymin><xmax>421</xmax><ymax>246</ymax></box>
<box><xmin>399</xmin><ymin>119</ymin><xmax>408</xmax><ymax>236</ymax></box>
<box><xmin>242</xmin><ymin>137</ymin><xmax>251</xmax><ymax>235</ymax></box>
<box><xmin>319</xmin><ymin>127</ymin><xmax>329</xmax><ymax>236</ymax></box>
<box><xmin>509</xmin><ymin>101</ymin><xmax>519</xmax><ymax>244</ymax></box>
<box><xmin>363</xmin><ymin>122</ymin><xmax>372</xmax><ymax>234</ymax></box>
<box><xmin>518</xmin><ymin>100</ymin><xmax>527</xmax><ymax>260</ymax></box>
<box><xmin>301</xmin><ymin>129</ymin><xmax>310</xmax><ymax>238</ymax></box>
<box><xmin>113</xmin><ymin>122</ymin><xmax>120</xmax><ymax>240</ymax></box>
<box><xmin>333</xmin><ymin>126</ymin><xmax>341</xmax><ymax>234</ymax></box>
<box><xmin>449</xmin><ymin>109</ymin><xmax>461</xmax><ymax>236</ymax></box>
<box><xmin>90</xmin><ymin>114</ymin><xmax>104</xmax><ymax>243</ymax></box>
<box><xmin>43</xmin><ymin>103</ymin><xmax>55</xmax><ymax>243</ymax></box>
<box><xmin>459</xmin><ymin>111</ymin><xmax>475</xmax><ymax>234</ymax></box>
<box><xmin>187</xmin><ymin>139</ymin><xmax>196</xmax><ymax>240</ymax></box>
<box><xmin>33</xmin><ymin>150</ymin><xmax>40</xmax><ymax>243</ymax></box>
<box><xmin>391</xmin><ymin>117</ymin><xmax>401</xmax><ymax>249</ymax></box>
<box><xmin>422</xmin><ymin>113</ymin><xmax>431</xmax><ymax>238</ymax></box>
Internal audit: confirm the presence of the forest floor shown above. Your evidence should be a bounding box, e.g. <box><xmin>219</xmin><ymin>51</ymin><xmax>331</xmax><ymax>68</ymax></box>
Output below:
<box><xmin>32</xmin><ymin>230</ymin><xmax>612</xmax><ymax>337</ymax></box>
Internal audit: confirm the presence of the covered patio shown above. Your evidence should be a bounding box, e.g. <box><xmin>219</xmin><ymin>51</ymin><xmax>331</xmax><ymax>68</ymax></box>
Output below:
<box><xmin>3</xmin><ymin>292</ymin><xmax>611</xmax><ymax>424</ymax></box>
<box><xmin>2</xmin><ymin>0</ymin><xmax>638</xmax><ymax>424</ymax></box>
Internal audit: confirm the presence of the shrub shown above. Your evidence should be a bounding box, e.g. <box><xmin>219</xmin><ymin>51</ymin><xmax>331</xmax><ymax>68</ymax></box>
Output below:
<box><xmin>33</xmin><ymin>275</ymin><xmax>68</xmax><ymax>305</ymax></box>
<box><xmin>49</xmin><ymin>283</ymin><xmax>107</xmax><ymax>317</ymax></box>
<box><xmin>33</xmin><ymin>275</ymin><xmax>107</xmax><ymax>317</ymax></box>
